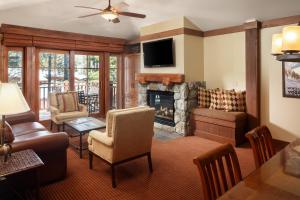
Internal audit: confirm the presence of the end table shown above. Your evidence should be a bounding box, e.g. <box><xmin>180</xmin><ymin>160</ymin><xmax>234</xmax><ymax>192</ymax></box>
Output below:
<box><xmin>0</xmin><ymin>149</ymin><xmax>44</xmax><ymax>200</ymax></box>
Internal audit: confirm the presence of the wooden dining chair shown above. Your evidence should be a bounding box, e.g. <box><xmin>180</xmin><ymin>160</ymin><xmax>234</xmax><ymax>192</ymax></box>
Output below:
<box><xmin>193</xmin><ymin>143</ymin><xmax>242</xmax><ymax>200</ymax></box>
<box><xmin>246</xmin><ymin>125</ymin><xmax>276</xmax><ymax>169</ymax></box>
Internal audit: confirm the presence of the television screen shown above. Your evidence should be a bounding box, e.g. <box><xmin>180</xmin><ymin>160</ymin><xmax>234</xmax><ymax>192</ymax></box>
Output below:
<box><xmin>143</xmin><ymin>38</ymin><xmax>174</xmax><ymax>67</ymax></box>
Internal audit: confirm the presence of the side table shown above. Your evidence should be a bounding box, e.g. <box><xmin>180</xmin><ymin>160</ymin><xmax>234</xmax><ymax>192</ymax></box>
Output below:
<box><xmin>0</xmin><ymin>149</ymin><xmax>44</xmax><ymax>200</ymax></box>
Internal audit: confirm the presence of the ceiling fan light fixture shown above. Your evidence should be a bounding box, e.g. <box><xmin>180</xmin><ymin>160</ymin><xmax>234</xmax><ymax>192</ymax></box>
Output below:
<box><xmin>101</xmin><ymin>10</ymin><xmax>118</xmax><ymax>21</ymax></box>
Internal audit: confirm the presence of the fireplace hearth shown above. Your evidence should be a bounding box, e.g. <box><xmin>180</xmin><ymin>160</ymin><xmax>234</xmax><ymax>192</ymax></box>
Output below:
<box><xmin>147</xmin><ymin>90</ymin><xmax>175</xmax><ymax>126</ymax></box>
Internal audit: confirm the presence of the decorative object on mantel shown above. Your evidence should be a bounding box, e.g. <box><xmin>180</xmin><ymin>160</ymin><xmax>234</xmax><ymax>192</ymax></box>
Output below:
<box><xmin>282</xmin><ymin>62</ymin><xmax>300</xmax><ymax>98</ymax></box>
<box><xmin>271</xmin><ymin>22</ymin><xmax>300</xmax><ymax>62</ymax></box>
<box><xmin>135</xmin><ymin>73</ymin><xmax>185</xmax><ymax>86</ymax></box>
<box><xmin>0</xmin><ymin>83</ymin><xmax>30</xmax><ymax>162</ymax></box>
<box><xmin>75</xmin><ymin>0</ymin><xmax>146</xmax><ymax>23</ymax></box>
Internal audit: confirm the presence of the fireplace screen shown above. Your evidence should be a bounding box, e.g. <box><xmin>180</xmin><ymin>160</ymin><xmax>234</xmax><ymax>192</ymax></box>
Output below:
<box><xmin>147</xmin><ymin>90</ymin><xmax>175</xmax><ymax>126</ymax></box>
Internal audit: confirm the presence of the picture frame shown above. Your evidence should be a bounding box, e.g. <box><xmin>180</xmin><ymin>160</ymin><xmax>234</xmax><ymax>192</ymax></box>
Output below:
<box><xmin>282</xmin><ymin>62</ymin><xmax>300</xmax><ymax>98</ymax></box>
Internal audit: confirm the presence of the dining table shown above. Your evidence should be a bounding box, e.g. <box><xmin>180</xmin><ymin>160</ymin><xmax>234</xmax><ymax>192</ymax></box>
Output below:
<box><xmin>218</xmin><ymin>139</ymin><xmax>300</xmax><ymax>200</ymax></box>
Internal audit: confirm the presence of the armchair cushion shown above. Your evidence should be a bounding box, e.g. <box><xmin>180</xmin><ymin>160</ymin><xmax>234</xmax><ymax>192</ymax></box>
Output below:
<box><xmin>56</xmin><ymin>91</ymin><xmax>80</xmax><ymax>112</ymax></box>
<box><xmin>89</xmin><ymin>130</ymin><xmax>113</xmax><ymax>147</ymax></box>
<box><xmin>54</xmin><ymin>111</ymin><xmax>88</xmax><ymax>122</ymax></box>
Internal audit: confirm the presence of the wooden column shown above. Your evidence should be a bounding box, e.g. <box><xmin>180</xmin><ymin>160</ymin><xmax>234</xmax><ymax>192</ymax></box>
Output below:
<box><xmin>104</xmin><ymin>52</ymin><xmax>110</xmax><ymax>115</ymax></box>
<box><xmin>244</xmin><ymin>21</ymin><xmax>261</xmax><ymax>130</ymax></box>
<box><xmin>0</xmin><ymin>37</ymin><xmax>3</xmax><ymax>82</ymax></box>
<box><xmin>24</xmin><ymin>47</ymin><xmax>39</xmax><ymax>120</ymax></box>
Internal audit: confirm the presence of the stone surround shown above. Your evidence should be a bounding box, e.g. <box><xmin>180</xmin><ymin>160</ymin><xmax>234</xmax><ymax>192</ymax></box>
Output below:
<box><xmin>138</xmin><ymin>81</ymin><xmax>205</xmax><ymax>136</ymax></box>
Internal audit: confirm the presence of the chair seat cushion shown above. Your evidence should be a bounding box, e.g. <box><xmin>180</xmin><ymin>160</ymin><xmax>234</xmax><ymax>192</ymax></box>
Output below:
<box><xmin>55</xmin><ymin>111</ymin><xmax>88</xmax><ymax>121</ymax></box>
<box><xmin>89</xmin><ymin>130</ymin><xmax>113</xmax><ymax>147</ymax></box>
<box><xmin>193</xmin><ymin>108</ymin><xmax>247</xmax><ymax>122</ymax></box>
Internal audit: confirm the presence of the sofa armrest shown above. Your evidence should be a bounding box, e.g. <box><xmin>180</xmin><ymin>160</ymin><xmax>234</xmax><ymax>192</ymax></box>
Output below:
<box><xmin>88</xmin><ymin>130</ymin><xmax>113</xmax><ymax>147</ymax></box>
<box><xmin>12</xmin><ymin>132</ymin><xmax>69</xmax><ymax>154</ymax></box>
<box><xmin>6</xmin><ymin>111</ymin><xmax>36</xmax><ymax>126</ymax></box>
<box><xmin>79</xmin><ymin>104</ymin><xmax>88</xmax><ymax>113</ymax></box>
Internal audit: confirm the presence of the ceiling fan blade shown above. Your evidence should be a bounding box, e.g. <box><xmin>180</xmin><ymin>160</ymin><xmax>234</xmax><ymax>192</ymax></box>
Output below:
<box><xmin>112</xmin><ymin>18</ymin><xmax>120</xmax><ymax>23</ymax></box>
<box><xmin>118</xmin><ymin>11</ymin><xmax>146</xmax><ymax>18</ymax></box>
<box><xmin>75</xmin><ymin>6</ymin><xmax>103</xmax><ymax>11</ymax></box>
<box><xmin>78</xmin><ymin>13</ymin><xmax>100</xmax><ymax>18</ymax></box>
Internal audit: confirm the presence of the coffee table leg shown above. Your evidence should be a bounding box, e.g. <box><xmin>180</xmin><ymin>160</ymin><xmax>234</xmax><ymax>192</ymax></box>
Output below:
<box><xmin>80</xmin><ymin>133</ymin><xmax>82</xmax><ymax>159</ymax></box>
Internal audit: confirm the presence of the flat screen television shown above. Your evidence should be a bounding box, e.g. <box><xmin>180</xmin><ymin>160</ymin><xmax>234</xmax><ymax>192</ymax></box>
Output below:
<box><xmin>143</xmin><ymin>38</ymin><xmax>174</xmax><ymax>67</ymax></box>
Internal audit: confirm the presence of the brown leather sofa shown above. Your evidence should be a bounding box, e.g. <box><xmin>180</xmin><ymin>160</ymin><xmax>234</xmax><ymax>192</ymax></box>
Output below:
<box><xmin>6</xmin><ymin>111</ymin><xmax>69</xmax><ymax>184</ymax></box>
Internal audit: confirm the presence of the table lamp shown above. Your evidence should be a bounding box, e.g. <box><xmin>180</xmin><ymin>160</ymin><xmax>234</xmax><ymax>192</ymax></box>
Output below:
<box><xmin>0</xmin><ymin>83</ymin><xmax>30</xmax><ymax>162</ymax></box>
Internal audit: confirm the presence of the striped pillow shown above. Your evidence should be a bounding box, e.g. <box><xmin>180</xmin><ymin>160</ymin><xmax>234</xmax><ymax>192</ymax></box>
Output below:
<box><xmin>56</xmin><ymin>91</ymin><xmax>80</xmax><ymax>112</ymax></box>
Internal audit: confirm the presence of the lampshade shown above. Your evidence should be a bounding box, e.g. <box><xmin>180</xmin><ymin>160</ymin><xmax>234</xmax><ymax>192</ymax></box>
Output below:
<box><xmin>282</xmin><ymin>25</ymin><xmax>300</xmax><ymax>53</ymax></box>
<box><xmin>0</xmin><ymin>83</ymin><xmax>30</xmax><ymax>115</ymax></box>
<box><xmin>271</xmin><ymin>33</ymin><xmax>283</xmax><ymax>55</ymax></box>
<box><xmin>101</xmin><ymin>10</ymin><xmax>118</xmax><ymax>21</ymax></box>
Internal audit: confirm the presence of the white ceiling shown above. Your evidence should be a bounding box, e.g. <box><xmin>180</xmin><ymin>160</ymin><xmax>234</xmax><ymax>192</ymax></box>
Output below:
<box><xmin>0</xmin><ymin>0</ymin><xmax>299</xmax><ymax>40</ymax></box>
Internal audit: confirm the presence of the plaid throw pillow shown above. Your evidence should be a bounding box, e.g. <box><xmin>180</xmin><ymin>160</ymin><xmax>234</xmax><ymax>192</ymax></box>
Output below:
<box><xmin>56</xmin><ymin>91</ymin><xmax>80</xmax><ymax>112</ymax></box>
<box><xmin>198</xmin><ymin>87</ymin><xmax>211</xmax><ymax>108</ymax></box>
<box><xmin>223</xmin><ymin>91</ymin><xmax>246</xmax><ymax>112</ymax></box>
<box><xmin>209</xmin><ymin>90</ymin><xmax>225</xmax><ymax>110</ymax></box>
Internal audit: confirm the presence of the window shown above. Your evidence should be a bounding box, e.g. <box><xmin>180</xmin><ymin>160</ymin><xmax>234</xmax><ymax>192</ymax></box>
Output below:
<box><xmin>7</xmin><ymin>49</ymin><xmax>24</xmax><ymax>91</ymax></box>
<box><xmin>39</xmin><ymin>51</ymin><xmax>70</xmax><ymax>120</ymax></box>
<box><xmin>75</xmin><ymin>54</ymin><xmax>101</xmax><ymax>114</ymax></box>
<box><xmin>109</xmin><ymin>56</ymin><xmax>118</xmax><ymax>109</ymax></box>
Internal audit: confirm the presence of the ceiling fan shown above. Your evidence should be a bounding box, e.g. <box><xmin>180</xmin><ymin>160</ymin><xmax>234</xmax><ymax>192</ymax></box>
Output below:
<box><xmin>75</xmin><ymin>0</ymin><xmax>146</xmax><ymax>23</ymax></box>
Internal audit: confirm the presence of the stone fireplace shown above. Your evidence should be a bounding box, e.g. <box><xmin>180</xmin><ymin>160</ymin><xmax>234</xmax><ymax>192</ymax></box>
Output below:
<box><xmin>136</xmin><ymin>73</ymin><xmax>205</xmax><ymax>136</ymax></box>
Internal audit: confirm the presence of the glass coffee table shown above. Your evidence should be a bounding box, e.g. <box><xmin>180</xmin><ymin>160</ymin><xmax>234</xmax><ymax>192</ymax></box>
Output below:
<box><xmin>63</xmin><ymin>117</ymin><xmax>106</xmax><ymax>159</ymax></box>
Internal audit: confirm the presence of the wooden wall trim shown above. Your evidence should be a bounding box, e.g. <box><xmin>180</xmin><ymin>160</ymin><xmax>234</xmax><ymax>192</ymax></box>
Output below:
<box><xmin>262</xmin><ymin>15</ymin><xmax>300</xmax><ymax>28</ymax></box>
<box><xmin>203</xmin><ymin>25</ymin><xmax>245</xmax><ymax>37</ymax></box>
<box><xmin>203</xmin><ymin>15</ymin><xmax>300</xmax><ymax>37</ymax></box>
<box><xmin>139</xmin><ymin>27</ymin><xmax>203</xmax><ymax>42</ymax></box>
<box><xmin>245</xmin><ymin>21</ymin><xmax>261</xmax><ymax>130</ymax></box>
<box><xmin>1</xmin><ymin>24</ymin><xmax>126</xmax><ymax>45</ymax></box>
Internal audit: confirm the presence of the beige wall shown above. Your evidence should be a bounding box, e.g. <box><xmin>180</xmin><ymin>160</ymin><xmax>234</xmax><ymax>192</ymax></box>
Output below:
<box><xmin>203</xmin><ymin>32</ymin><xmax>246</xmax><ymax>90</ymax></box>
<box><xmin>140</xmin><ymin>17</ymin><xmax>204</xmax><ymax>82</ymax></box>
<box><xmin>184</xmin><ymin>35</ymin><xmax>204</xmax><ymax>81</ymax></box>
<box><xmin>261</xmin><ymin>25</ymin><xmax>300</xmax><ymax>142</ymax></box>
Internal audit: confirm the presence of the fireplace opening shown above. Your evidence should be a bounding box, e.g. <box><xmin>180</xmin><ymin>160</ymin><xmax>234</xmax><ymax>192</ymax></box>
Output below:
<box><xmin>147</xmin><ymin>90</ymin><xmax>175</xmax><ymax>126</ymax></box>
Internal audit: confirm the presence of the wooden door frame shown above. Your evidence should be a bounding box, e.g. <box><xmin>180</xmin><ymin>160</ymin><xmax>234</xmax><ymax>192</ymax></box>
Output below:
<box><xmin>73</xmin><ymin>51</ymin><xmax>106</xmax><ymax>117</ymax></box>
<box><xmin>35</xmin><ymin>48</ymin><xmax>71</xmax><ymax>121</ymax></box>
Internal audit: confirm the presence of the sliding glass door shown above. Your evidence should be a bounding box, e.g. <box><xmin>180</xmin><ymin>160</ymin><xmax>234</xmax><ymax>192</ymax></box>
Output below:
<box><xmin>74</xmin><ymin>53</ymin><xmax>102</xmax><ymax>114</ymax></box>
<box><xmin>38</xmin><ymin>50</ymin><xmax>70</xmax><ymax>120</ymax></box>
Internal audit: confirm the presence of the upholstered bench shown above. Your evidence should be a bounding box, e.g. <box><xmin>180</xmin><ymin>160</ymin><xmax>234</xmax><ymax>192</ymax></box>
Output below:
<box><xmin>191</xmin><ymin>108</ymin><xmax>247</xmax><ymax>146</ymax></box>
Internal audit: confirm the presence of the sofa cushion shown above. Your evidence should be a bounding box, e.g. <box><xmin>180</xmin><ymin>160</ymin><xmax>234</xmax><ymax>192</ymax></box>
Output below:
<box><xmin>223</xmin><ymin>90</ymin><xmax>246</xmax><ymax>112</ymax></box>
<box><xmin>193</xmin><ymin>108</ymin><xmax>247</xmax><ymax>122</ymax></box>
<box><xmin>10</xmin><ymin>122</ymin><xmax>47</xmax><ymax>137</ymax></box>
<box><xmin>209</xmin><ymin>90</ymin><xmax>225</xmax><ymax>110</ymax></box>
<box><xmin>198</xmin><ymin>87</ymin><xmax>211</xmax><ymax>108</ymax></box>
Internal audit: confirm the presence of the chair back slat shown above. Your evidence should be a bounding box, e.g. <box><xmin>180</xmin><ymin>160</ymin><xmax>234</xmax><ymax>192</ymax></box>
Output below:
<box><xmin>246</xmin><ymin>126</ymin><xmax>276</xmax><ymax>168</ymax></box>
<box><xmin>193</xmin><ymin>144</ymin><xmax>242</xmax><ymax>200</ymax></box>
<box><xmin>217</xmin><ymin>157</ymin><xmax>228</xmax><ymax>191</ymax></box>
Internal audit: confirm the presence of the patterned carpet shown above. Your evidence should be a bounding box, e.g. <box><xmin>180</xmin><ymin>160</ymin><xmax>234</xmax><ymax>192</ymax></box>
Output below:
<box><xmin>38</xmin><ymin>136</ymin><xmax>262</xmax><ymax>200</ymax></box>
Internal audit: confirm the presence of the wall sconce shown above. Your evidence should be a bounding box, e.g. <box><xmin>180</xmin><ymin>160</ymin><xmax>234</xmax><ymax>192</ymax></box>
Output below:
<box><xmin>272</xmin><ymin>23</ymin><xmax>300</xmax><ymax>62</ymax></box>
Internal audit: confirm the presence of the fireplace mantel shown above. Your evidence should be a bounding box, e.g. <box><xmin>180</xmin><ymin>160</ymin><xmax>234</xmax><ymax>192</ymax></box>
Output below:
<box><xmin>135</xmin><ymin>73</ymin><xmax>185</xmax><ymax>86</ymax></box>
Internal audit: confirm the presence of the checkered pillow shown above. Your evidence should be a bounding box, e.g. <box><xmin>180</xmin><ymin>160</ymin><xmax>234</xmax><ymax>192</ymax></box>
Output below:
<box><xmin>198</xmin><ymin>87</ymin><xmax>211</xmax><ymax>108</ymax></box>
<box><xmin>209</xmin><ymin>90</ymin><xmax>225</xmax><ymax>110</ymax></box>
<box><xmin>223</xmin><ymin>91</ymin><xmax>246</xmax><ymax>112</ymax></box>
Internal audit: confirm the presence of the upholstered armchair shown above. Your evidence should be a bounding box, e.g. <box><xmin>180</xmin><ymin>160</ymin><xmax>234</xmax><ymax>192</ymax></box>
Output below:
<box><xmin>88</xmin><ymin>106</ymin><xmax>155</xmax><ymax>188</ymax></box>
<box><xmin>49</xmin><ymin>92</ymin><xmax>89</xmax><ymax>131</ymax></box>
